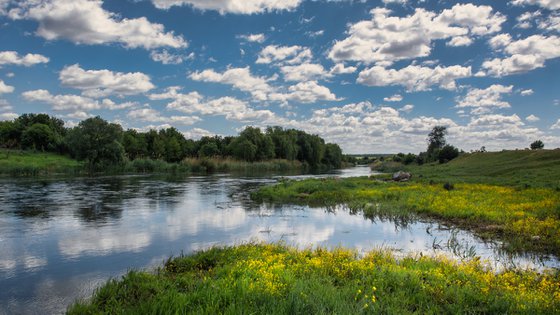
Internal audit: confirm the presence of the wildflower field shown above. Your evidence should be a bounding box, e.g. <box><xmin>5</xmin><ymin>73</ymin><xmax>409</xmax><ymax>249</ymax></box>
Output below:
<box><xmin>68</xmin><ymin>243</ymin><xmax>559</xmax><ymax>314</ymax></box>
<box><xmin>253</xmin><ymin>177</ymin><xmax>560</xmax><ymax>255</ymax></box>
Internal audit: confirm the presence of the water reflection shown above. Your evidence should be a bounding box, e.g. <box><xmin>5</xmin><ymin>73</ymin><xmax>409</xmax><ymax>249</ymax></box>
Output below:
<box><xmin>0</xmin><ymin>166</ymin><xmax>558</xmax><ymax>315</ymax></box>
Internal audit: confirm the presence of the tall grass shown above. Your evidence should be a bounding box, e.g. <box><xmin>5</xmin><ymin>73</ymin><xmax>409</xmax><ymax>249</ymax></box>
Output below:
<box><xmin>68</xmin><ymin>243</ymin><xmax>560</xmax><ymax>314</ymax></box>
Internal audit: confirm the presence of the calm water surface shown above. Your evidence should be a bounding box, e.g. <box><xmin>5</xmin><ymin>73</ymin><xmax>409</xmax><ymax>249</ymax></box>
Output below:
<box><xmin>0</xmin><ymin>166</ymin><xmax>558</xmax><ymax>314</ymax></box>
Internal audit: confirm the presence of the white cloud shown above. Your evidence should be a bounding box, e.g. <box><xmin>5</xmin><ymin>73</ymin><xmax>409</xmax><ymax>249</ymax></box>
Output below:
<box><xmin>22</xmin><ymin>89</ymin><xmax>134</xmax><ymax>112</ymax></box>
<box><xmin>280</xmin><ymin>63</ymin><xmax>331</xmax><ymax>82</ymax></box>
<box><xmin>447</xmin><ymin>36</ymin><xmax>473</xmax><ymax>47</ymax></box>
<box><xmin>0</xmin><ymin>51</ymin><xmax>49</xmax><ymax>67</ymax></box>
<box><xmin>399</xmin><ymin>104</ymin><xmax>414</xmax><ymax>113</ymax></box>
<box><xmin>329</xmin><ymin>4</ymin><xmax>505</xmax><ymax>64</ymax></box>
<box><xmin>59</xmin><ymin>64</ymin><xmax>155</xmax><ymax>98</ymax></box>
<box><xmin>150</xmin><ymin>50</ymin><xmax>185</xmax><ymax>64</ymax></box>
<box><xmin>238</xmin><ymin>33</ymin><xmax>265</xmax><ymax>43</ymax></box>
<box><xmin>149</xmin><ymin>87</ymin><xmax>277</xmax><ymax>122</ymax></box>
<box><xmin>511</xmin><ymin>0</ymin><xmax>560</xmax><ymax>10</ymax></box>
<box><xmin>0</xmin><ymin>112</ymin><xmax>18</xmax><ymax>121</ymax></box>
<box><xmin>182</xmin><ymin>128</ymin><xmax>215</xmax><ymax>140</ymax></box>
<box><xmin>526</xmin><ymin>114</ymin><xmax>540</xmax><ymax>122</ymax></box>
<box><xmin>520</xmin><ymin>89</ymin><xmax>534</xmax><ymax>96</ymax></box>
<box><xmin>384</xmin><ymin>94</ymin><xmax>403</xmax><ymax>102</ymax></box>
<box><xmin>456</xmin><ymin>84</ymin><xmax>513</xmax><ymax>110</ymax></box>
<box><xmin>483</xmin><ymin>35</ymin><xmax>560</xmax><ymax>76</ymax></box>
<box><xmin>552</xmin><ymin>119</ymin><xmax>560</xmax><ymax>129</ymax></box>
<box><xmin>357</xmin><ymin>64</ymin><xmax>471</xmax><ymax>91</ymax></box>
<box><xmin>269</xmin><ymin>81</ymin><xmax>340</xmax><ymax>103</ymax></box>
<box><xmin>256</xmin><ymin>45</ymin><xmax>312</xmax><ymax>65</ymax></box>
<box><xmin>127</xmin><ymin>108</ymin><xmax>201</xmax><ymax>125</ymax></box>
<box><xmin>330</xmin><ymin>63</ymin><xmax>357</xmax><ymax>75</ymax></box>
<box><xmin>189</xmin><ymin>67</ymin><xmax>272</xmax><ymax>101</ymax></box>
<box><xmin>468</xmin><ymin>114</ymin><xmax>524</xmax><ymax>128</ymax></box>
<box><xmin>0</xmin><ymin>80</ymin><xmax>14</xmax><ymax>94</ymax></box>
<box><xmin>539</xmin><ymin>13</ymin><xmax>560</xmax><ymax>31</ymax></box>
<box><xmin>8</xmin><ymin>0</ymin><xmax>186</xmax><ymax>49</ymax></box>
<box><xmin>150</xmin><ymin>0</ymin><xmax>301</xmax><ymax>14</ymax></box>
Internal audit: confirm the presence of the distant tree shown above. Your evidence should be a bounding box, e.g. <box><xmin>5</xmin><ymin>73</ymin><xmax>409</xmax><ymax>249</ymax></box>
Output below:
<box><xmin>438</xmin><ymin>145</ymin><xmax>459</xmax><ymax>163</ymax></box>
<box><xmin>427</xmin><ymin>126</ymin><xmax>448</xmax><ymax>162</ymax></box>
<box><xmin>0</xmin><ymin>120</ymin><xmax>20</xmax><ymax>149</ymax></box>
<box><xmin>530</xmin><ymin>140</ymin><xmax>544</xmax><ymax>150</ymax></box>
<box><xmin>65</xmin><ymin>116</ymin><xmax>125</xmax><ymax>168</ymax></box>
<box><xmin>229</xmin><ymin>138</ymin><xmax>257</xmax><ymax>161</ymax></box>
<box><xmin>198</xmin><ymin>142</ymin><xmax>220</xmax><ymax>158</ymax></box>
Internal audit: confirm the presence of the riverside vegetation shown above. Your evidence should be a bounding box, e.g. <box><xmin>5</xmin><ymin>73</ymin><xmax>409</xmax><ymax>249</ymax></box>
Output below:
<box><xmin>68</xmin><ymin>243</ymin><xmax>559</xmax><ymax>314</ymax></box>
<box><xmin>0</xmin><ymin>113</ymin><xmax>344</xmax><ymax>175</ymax></box>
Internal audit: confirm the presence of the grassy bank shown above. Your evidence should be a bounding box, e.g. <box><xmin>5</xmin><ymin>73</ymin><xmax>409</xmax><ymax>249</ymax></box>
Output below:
<box><xmin>68</xmin><ymin>243</ymin><xmax>559</xmax><ymax>314</ymax></box>
<box><xmin>252</xmin><ymin>178</ymin><xmax>560</xmax><ymax>255</ymax></box>
<box><xmin>392</xmin><ymin>149</ymin><xmax>560</xmax><ymax>188</ymax></box>
<box><xmin>0</xmin><ymin>149</ymin><xmax>305</xmax><ymax>176</ymax></box>
<box><xmin>0</xmin><ymin>150</ymin><xmax>83</xmax><ymax>176</ymax></box>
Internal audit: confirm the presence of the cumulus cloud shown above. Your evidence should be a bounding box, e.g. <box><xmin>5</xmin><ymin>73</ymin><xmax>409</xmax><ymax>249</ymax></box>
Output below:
<box><xmin>59</xmin><ymin>64</ymin><xmax>155</xmax><ymax>98</ymax></box>
<box><xmin>22</xmin><ymin>89</ymin><xmax>135</xmax><ymax>112</ymax></box>
<box><xmin>189</xmin><ymin>67</ymin><xmax>273</xmax><ymax>101</ymax></box>
<box><xmin>552</xmin><ymin>119</ymin><xmax>560</xmax><ymax>129</ymax></box>
<box><xmin>526</xmin><ymin>114</ymin><xmax>540</xmax><ymax>122</ymax></box>
<box><xmin>280</xmin><ymin>63</ymin><xmax>332</xmax><ymax>82</ymax></box>
<box><xmin>269</xmin><ymin>81</ymin><xmax>340</xmax><ymax>104</ymax></box>
<box><xmin>0</xmin><ymin>51</ymin><xmax>49</xmax><ymax>67</ymax></box>
<box><xmin>456</xmin><ymin>84</ymin><xmax>513</xmax><ymax>110</ymax></box>
<box><xmin>357</xmin><ymin>64</ymin><xmax>471</xmax><ymax>91</ymax></box>
<box><xmin>0</xmin><ymin>80</ymin><xmax>14</xmax><ymax>94</ymax></box>
<box><xmin>384</xmin><ymin>94</ymin><xmax>403</xmax><ymax>102</ymax></box>
<box><xmin>150</xmin><ymin>0</ymin><xmax>301</xmax><ymax>14</ymax></box>
<box><xmin>149</xmin><ymin>87</ymin><xmax>277</xmax><ymax>122</ymax></box>
<box><xmin>399</xmin><ymin>104</ymin><xmax>414</xmax><ymax>113</ymax></box>
<box><xmin>256</xmin><ymin>45</ymin><xmax>312</xmax><ymax>65</ymax></box>
<box><xmin>6</xmin><ymin>0</ymin><xmax>186</xmax><ymax>49</ymax></box>
<box><xmin>483</xmin><ymin>35</ymin><xmax>560</xmax><ymax>76</ymax></box>
<box><xmin>127</xmin><ymin>108</ymin><xmax>201</xmax><ymax>125</ymax></box>
<box><xmin>520</xmin><ymin>89</ymin><xmax>534</xmax><ymax>96</ymax></box>
<box><xmin>330</xmin><ymin>63</ymin><xmax>357</xmax><ymax>75</ymax></box>
<box><xmin>329</xmin><ymin>4</ymin><xmax>505</xmax><ymax>64</ymax></box>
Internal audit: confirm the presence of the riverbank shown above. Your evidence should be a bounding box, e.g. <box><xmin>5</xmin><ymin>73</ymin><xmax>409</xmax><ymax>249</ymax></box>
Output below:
<box><xmin>253</xmin><ymin>177</ymin><xmax>560</xmax><ymax>256</ymax></box>
<box><xmin>68</xmin><ymin>243</ymin><xmax>559</xmax><ymax>314</ymax></box>
<box><xmin>0</xmin><ymin>149</ymin><xmax>307</xmax><ymax>176</ymax></box>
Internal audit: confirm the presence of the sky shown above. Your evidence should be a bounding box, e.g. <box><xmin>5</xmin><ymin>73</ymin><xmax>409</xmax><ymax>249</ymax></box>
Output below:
<box><xmin>0</xmin><ymin>0</ymin><xmax>559</xmax><ymax>154</ymax></box>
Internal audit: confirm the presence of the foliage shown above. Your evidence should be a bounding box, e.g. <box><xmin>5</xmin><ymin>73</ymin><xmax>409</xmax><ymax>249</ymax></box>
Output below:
<box><xmin>65</xmin><ymin>116</ymin><xmax>125</xmax><ymax>169</ymax></box>
<box><xmin>438</xmin><ymin>144</ymin><xmax>459</xmax><ymax>163</ymax></box>
<box><xmin>0</xmin><ymin>149</ymin><xmax>82</xmax><ymax>176</ymax></box>
<box><xmin>530</xmin><ymin>140</ymin><xmax>544</xmax><ymax>150</ymax></box>
<box><xmin>68</xmin><ymin>243</ymin><xmax>560</xmax><ymax>314</ymax></box>
<box><xmin>427</xmin><ymin>125</ymin><xmax>447</xmax><ymax>161</ymax></box>
<box><xmin>253</xmin><ymin>177</ymin><xmax>560</xmax><ymax>255</ymax></box>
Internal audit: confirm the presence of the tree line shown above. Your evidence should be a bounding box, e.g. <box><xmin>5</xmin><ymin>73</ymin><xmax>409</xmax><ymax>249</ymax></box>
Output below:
<box><xmin>0</xmin><ymin>114</ymin><xmax>343</xmax><ymax>169</ymax></box>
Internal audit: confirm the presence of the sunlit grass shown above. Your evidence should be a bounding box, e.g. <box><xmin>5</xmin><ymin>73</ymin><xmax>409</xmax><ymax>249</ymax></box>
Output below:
<box><xmin>0</xmin><ymin>149</ymin><xmax>83</xmax><ymax>176</ymax></box>
<box><xmin>68</xmin><ymin>243</ymin><xmax>560</xmax><ymax>314</ymax></box>
<box><xmin>253</xmin><ymin>178</ymin><xmax>560</xmax><ymax>255</ymax></box>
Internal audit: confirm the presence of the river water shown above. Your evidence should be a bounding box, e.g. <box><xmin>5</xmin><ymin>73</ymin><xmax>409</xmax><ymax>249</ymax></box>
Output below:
<box><xmin>0</xmin><ymin>166</ymin><xmax>558</xmax><ymax>314</ymax></box>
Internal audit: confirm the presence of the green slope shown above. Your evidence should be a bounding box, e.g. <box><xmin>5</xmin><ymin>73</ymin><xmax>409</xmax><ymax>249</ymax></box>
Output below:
<box><xmin>405</xmin><ymin>149</ymin><xmax>560</xmax><ymax>188</ymax></box>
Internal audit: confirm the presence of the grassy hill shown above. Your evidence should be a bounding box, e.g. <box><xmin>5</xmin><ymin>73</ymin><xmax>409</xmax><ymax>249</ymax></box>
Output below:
<box><xmin>405</xmin><ymin>149</ymin><xmax>560</xmax><ymax>188</ymax></box>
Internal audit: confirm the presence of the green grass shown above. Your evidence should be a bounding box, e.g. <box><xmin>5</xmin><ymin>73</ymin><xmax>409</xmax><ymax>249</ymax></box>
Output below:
<box><xmin>404</xmin><ymin>149</ymin><xmax>560</xmax><ymax>189</ymax></box>
<box><xmin>68</xmin><ymin>243</ymin><xmax>560</xmax><ymax>314</ymax></box>
<box><xmin>253</xmin><ymin>177</ymin><xmax>560</xmax><ymax>255</ymax></box>
<box><xmin>0</xmin><ymin>149</ymin><xmax>83</xmax><ymax>176</ymax></box>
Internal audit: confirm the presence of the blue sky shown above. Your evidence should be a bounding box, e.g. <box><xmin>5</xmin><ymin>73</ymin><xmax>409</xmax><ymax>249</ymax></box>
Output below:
<box><xmin>0</xmin><ymin>0</ymin><xmax>559</xmax><ymax>153</ymax></box>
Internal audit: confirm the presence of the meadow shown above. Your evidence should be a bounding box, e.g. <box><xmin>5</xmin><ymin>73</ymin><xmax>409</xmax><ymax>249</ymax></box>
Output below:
<box><xmin>68</xmin><ymin>243</ymin><xmax>560</xmax><ymax>314</ymax></box>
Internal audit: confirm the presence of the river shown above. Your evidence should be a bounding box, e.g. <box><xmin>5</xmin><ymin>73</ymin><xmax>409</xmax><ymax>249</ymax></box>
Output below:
<box><xmin>0</xmin><ymin>166</ymin><xmax>558</xmax><ymax>314</ymax></box>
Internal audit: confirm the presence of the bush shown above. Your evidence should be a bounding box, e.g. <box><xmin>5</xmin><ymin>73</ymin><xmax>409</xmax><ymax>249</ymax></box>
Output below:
<box><xmin>438</xmin><ymin>145</ymin><xmax>459</xmax><ymax>163</ymax></box>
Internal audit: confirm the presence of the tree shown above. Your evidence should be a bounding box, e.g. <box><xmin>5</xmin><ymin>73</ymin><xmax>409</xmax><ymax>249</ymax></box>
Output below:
<box><xmin>65</xmin><ymin>116</ymin><xmax>125</xmax><ymax>168</ymax></box>
<box><xmin>438</xmin><ymin>145</ymin><xmax>459</xmax><ymax>163</ymax></box>
<box><xmin>21</xmin><ymin>123</ymin><xmax>56</xmax><ymax>151</ymax></box>
<box><xmin>530</xmin><ymin>140</ymin><xmax>544</xmax><ymax>150</ymax></box>
<box><xmin>229</xmin><ymin>138</ymin><xmax>257</xmax><ymax>161</ymax></box>
<box><xmin>198</xmin><ymin>142</ymin><xmax>220</xmax><ymax>158</ymax></box>
<box><xmin>322</xmin><ymin>143</ymin><xmax>343</xmax><ymax>168</ymax></box>
<box><xmin>427</xmin><ymin>126</ymin><xmax>448</xmax><ymax>162</ymax></box>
